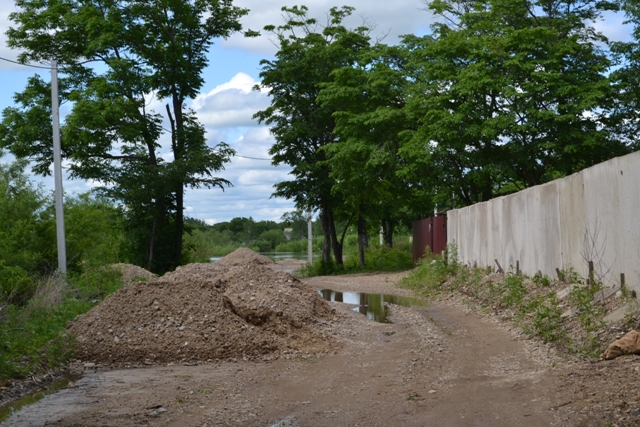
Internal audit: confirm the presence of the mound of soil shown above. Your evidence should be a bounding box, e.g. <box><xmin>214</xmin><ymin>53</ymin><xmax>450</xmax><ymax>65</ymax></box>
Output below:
<box><xmin>213</xmin><ymin>247</ymin><xmax>273</xmax><ymax>268</ymax></box>
<box><xmin>67</xmin><ymin>262</ymin><xmax>338</xmax><ymax>366</ymax></box>
<box><xmin>110</xmin><ymin>263</ymin><xmax>157</xmax><ymax>286</ymax></box>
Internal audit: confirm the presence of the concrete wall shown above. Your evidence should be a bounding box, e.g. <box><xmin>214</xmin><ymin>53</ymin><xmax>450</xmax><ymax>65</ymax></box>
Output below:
<box><xmin>447</xmin><ymin>150</ymin><xmax>640</xmax><ymax>293</ymax></box>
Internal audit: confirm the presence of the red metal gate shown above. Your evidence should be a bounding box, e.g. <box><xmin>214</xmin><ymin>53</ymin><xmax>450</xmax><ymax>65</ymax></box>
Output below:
<box><xmin>412</xmin><ymin>215</ymin><xmax>447</xmax><ymax>264</ymax></box>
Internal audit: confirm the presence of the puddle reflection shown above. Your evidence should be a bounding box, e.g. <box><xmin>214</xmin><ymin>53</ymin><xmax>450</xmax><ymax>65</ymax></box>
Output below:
<box><xmin>318</xmin><ymin>290</ymin><xmax>428</xmax><ymax>323</ymax></box>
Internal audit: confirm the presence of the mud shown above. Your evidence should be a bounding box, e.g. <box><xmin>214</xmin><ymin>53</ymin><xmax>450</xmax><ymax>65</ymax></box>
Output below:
<box><xmin>2</xmin><ymin>270</ymin><xmax>570</xmax><ymax>427</ymax></box>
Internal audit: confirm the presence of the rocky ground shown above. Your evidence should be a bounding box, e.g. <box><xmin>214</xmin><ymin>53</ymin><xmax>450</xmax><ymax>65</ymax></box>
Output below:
<box><xmin>2</xmin><ymin>254</ymin><xmax>640</xmax><ymax>426</ymax></box>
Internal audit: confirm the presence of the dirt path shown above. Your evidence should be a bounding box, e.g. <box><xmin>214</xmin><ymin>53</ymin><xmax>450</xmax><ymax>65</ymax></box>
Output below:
<box><xmin>3</xmin><ymin>272</ymin><xmax>569</xmax><ymax>427</ymax></box>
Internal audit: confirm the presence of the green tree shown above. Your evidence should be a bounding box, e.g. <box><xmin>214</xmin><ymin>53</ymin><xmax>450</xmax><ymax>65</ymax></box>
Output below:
<box><xmin>610</xmin><ymin>0</ymin><xmax>640</xmax><ymax>151</ymax></box>
<box><xmin>0</xmin><ymin>0</ymin><xmax>251</xmax><ymax>273</ymax></box>
<box><xmin>402</xmin><ymin>0</ymin><xmax>624</xmax><ymax>207</ymax></box>
<box><xmin>0</xmin><ymin>161</ymin><xmax>55</xmax><ymax>274</ymax></box>
<box><xmin>318</xmin><ymin>43</ymin><xmax>433</xmax><ymax>266</ymax></box>
<box><xmin>254</xmin><ymin>5</ymin><xmax>371</xmax><ymax>265</ymax></box>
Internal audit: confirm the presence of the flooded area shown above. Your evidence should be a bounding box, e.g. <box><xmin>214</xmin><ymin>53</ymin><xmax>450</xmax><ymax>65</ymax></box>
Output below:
<box><xmin>0</xmin><ymin>375</ymin><xmax>78</xmax><ymax>424</ymax></box>
<box><xmin>211</xmin><ymin>252</ymin><xmax>316</xmax><ymax>262</ymax></box>
<box><xmin>318</xmin><ymin>289</ymin><xmax>429</xmax><ymax>323</ymax></box>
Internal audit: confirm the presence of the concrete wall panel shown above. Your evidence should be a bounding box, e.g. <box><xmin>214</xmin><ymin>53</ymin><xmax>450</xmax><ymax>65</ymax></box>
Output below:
<box><xmin>558</xmin><ymin>171</ymin><xmax>586</xmax><ymax>276</ymax></box>
<box><xmin>582</xmin><ymin>157</ymin><xmax>622</xmax><ymax>288</ymax></box>
<box><xmin>447</xmin><ymin>150</ymin><xmax>640</xmax><ymax>294</ymax></box>
<box><xmin>617</xmin><ymin>153</ymin><xmax>640</xmax><ymax>290</ymax></box>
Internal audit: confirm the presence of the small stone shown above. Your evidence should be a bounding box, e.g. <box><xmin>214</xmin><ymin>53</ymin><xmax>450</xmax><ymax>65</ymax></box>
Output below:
<box><xmin>429</xmin><ymin>390</ymin><xmax>436</xmax><ymax>394</ymax></box>
<box><xmin>149</xmin><ymin>407</ymin><xmax>167</xmax><ymax>417</ymax></box>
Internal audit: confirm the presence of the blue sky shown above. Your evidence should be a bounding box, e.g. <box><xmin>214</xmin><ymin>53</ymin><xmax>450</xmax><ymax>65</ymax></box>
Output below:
<box><xmin>0</xmin><ymin>0</ymin><xmax>632</xmax><ymax>224</ymax></box>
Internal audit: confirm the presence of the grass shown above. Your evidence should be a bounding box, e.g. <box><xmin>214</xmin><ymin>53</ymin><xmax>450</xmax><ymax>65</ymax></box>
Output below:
<box><xmin>299</xmin><ymin>244</ymin><xmax>414</xmax><ymax>277</ymax></box>
<box><xmin>399</xmin><ymin>245</ymin><xmax>608</xmax><ymax>357</ymax></box>
<box><xmin>0</xmin><ymin>266</ymin><xmax>124</xmax><ymax>381</ymax></box>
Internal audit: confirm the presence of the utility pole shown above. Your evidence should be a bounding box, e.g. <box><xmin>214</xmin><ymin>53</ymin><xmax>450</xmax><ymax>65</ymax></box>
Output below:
<box><xmin>307</xmin><ymin>211</ymin><xmax>313</xmax><ymax>264</ymax></box>
<box><xmin>51</xmin><ymin>59</ymin><xmax>67</xmax><ymax>273</ymax></box>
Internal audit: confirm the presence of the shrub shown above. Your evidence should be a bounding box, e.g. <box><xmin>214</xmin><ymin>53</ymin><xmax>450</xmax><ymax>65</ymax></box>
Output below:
<box><xmin>400</xmin><ymin>245</ymin><xmax>460</xmax><ymax>294</ymax></box>
<box><xmin>344</xmin><ymin>244</ymin><xmax>413</xmax><ymax>272</ymax></box>
<box><xmin>275</xmin><ymin>239</ymin><xmax>308</xmax><ymax>252</ymax></box>
<box><xmin>258</xmin><ymin>229</ymin><xmax>287</xmax><ymax>249</ymax></box>
<box><xmin>0</xmin><ymin>262</ymin><xmax>35</xmax><ymax>305</ymax></box>
<box><xmin>0</xmin><ymin>266</ymin><xmax>124</xmax><ymax>380</ymax></box>
<box><xmin>525</xmin><ymin>292</ymin><xmax>565</xmax><ymax>343</ymax></box>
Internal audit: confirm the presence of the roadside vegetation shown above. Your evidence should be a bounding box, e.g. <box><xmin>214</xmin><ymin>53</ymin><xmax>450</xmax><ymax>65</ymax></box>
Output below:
<box><xmin>300</xmin><ymin>240</ymin><xmax>413</xmax><ymax>277</ymax></box>
<box><xmin>400</xmin><ymin>246</ymin><xmax>626</xmax><ymax>358</ymax></box>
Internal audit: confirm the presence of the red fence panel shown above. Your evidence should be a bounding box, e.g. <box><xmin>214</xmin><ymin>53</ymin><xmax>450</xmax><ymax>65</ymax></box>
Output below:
<box><xmin>412</xmin><ymin>215</ymin><xmax>447</xmax><ymax>264</ymax></box>
<box><xmin>432</xmin><ymin>215</ymin><xmax>447</xmax><ymax>255</ymax></box>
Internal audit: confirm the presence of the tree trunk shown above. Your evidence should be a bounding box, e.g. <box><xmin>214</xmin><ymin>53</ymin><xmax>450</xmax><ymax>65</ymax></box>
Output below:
<box><xmin>147</xmin><ymin>217</ymin><xmax>157</xmax><ymax>271</ymax></box>
<box><xmin>320</xmin><ymin>207</ymin><xmax>332</xmax><ymax>263</ymax></box>
<box><xmin>357</xmin><ymin>206</ymin><xmax>367</xmax><ymax>269</ymax></box>
<box><xmin>382</xmin><ymin>219</ymin><xmax>394</xmax><ymax>248</ymax></box>
<box><xmin>167</xmin><ymin>100</ymin><xmax>185</xmax><ymax>270</ymax></box>
<box><xmin>327</xmin><ymin>208</ymin><xmax>343</xmax><ymax>265</ymax></box>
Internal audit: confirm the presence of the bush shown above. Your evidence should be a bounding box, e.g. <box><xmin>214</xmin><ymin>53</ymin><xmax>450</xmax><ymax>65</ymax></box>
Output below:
<box><xmin>0</xmin><ymin>262</ymin><xmax>35</xmax><ymax>305</ymax></box>
<box><xmin>252</xmin><ymin>239</ymin><xmax>272</xmax><ymax>252</ymax></box>
<box><xmin>258</xmin><ymin>229</ymin><xmax>287</xmax><ymax>249</ymax></box>
<box><xmin>0</xmin><ymin>266</ymin><xmax>124</xmax><ymax>380</ymax></box>
<box><xmin>275</xmin><ymin>239</ymin><xmax>308</xmax><ymax>252</ymax></box>
<box><xmin>525</xmin><ymin>292</ymin><xmax>565</xmax><ymax>343</ymax></box>
<box><xmin>400</xmin><ymin>245</ymin><xmax>460</xmax><ymax>294</ymax></box>
<box><xmin>344</xmin><ymin>244</ymin><xmax>413</xmax><ymax>272</ymax></box>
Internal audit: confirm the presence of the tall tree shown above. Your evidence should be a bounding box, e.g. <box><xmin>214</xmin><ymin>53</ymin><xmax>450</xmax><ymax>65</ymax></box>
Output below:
<box><xmin>0</xmin><ymin>0</ymin><xmax>250</xmax><ymax>273</ymax></box>
<box><xmin>610</xmin><ymin>0</ymin><xmax>640</xmax><ymax>151</ymax></box>
<box><xmin>402</xmin><ymin>0</ymin><xmax>625</xmax><ymax>207</ymax></box>
<box><xmin>254</xmin><ymin>5</ymin><xmax>371</xmax><ymax>264</ymax></box>
<box><xmin>318</xmin><ymin>43</ymin><xmax>430</xmax><ymax>266</ymax></box>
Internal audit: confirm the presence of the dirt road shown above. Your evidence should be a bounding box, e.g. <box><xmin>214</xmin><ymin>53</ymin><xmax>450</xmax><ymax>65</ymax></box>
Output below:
<box><xmin>3</xmin><ymin>272</ymin><xmax>570</xmax><ymax>427</ymax></box>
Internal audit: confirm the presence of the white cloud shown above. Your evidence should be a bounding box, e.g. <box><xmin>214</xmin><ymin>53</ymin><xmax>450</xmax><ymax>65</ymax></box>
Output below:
<box><xmin>238</xmin><ymin>169</ymin><xmax>290</xmax><ymax>186</ymax></box>
<box><xmin>192</xmin><ymin>72</ymin><xmax>269</xmax><ymax>128</ymax></box>
<box><xmin>221</xmin><ymin>0</ymin><xmax>436</xmax><ymax>55</ymax></box>
<box><xmin>0</xmin><ymin>4</ymin><xmax>25</xmax><ymax>71</ymax></box>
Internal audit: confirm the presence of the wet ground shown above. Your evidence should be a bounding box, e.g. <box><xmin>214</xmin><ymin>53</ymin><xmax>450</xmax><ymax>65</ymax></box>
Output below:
<box><xmin>1</xmin><ymin>271</ymin><xmax>571</xmax><ymax>427</ymax></box>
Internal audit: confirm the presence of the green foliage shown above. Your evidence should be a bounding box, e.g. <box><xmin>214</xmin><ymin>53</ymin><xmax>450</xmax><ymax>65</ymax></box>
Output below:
<box><xmin>533</xmin><ymin>274</ymin><xmax>552</xmax><ymax>287</ymax></box>
<box><xmin>525</xmin><ymin>293</ymin><xmax>566</xmax><ymax>343</ymax></box>
<box><xmin>499</xmin><ymin>273</ymin><xmax>526</xmax><ymax>310</ymax></box>
<box><xmin>64</xmin><ymin>193</ymin><xmax>126</xmax><ymax>270</ymax></box>
<box><xmin>255</xmin><ymin>5</ymin><xmax>374</xmax><ymax>264</ymax></box>
<box><xmin>400</xmin><ymin>248</ymin><xmax>459</xmax><ymax>295</ymax></box>
<box><xmin>258</xmin><ymin>229</ymin><xmax>287</xmax><ymax>249</ymax></box>
<box><xmin>568</xmin><ymin>285</ymin><xmax>605</xmax><ymax>333</ymax></box>
<box><xmin>275</xmin><ymin>239</ymin><xmax>308</xmax><ymax>252</ymax></box>
<box><xmin>299</xmin><ymin>258</ymin><xmax>345</xmax><ymax>277</ymax></box>
<box><xmin>0</xmin><ymin>266</ymin><xmax>123</xmax><ymax>380</ymax></box>
<box><xmin>343</xmin><ymin>244</ymin><xmax>413</xmax><ymax>272</ymax></box>
<box><xmin>399</xmin><ymin>0</ymin><xmax>624</xmax><ymax>207</ymax></box>
<box><xmin>0</xmin><ymin>161</ymin><xmax>55</xmax><ymax>274</ymax></box>
<box><xmin>0</xmin><ymin>262</ymin><xmax>35</xmax><ymax>306</ymax></box>
<box><xmin>2</xmin><ymin>0</ymin><xmax>250</xmax><ymax>274</ymax></box>
<box><xmin>300</xmin><ymin>239</ymin><xmax>413</xmax><ymax>277</ymax></box>
<box><xmin>184</xmin><ymin>217</ymin><xmax>318</xmax><ymax>261</ymax></box>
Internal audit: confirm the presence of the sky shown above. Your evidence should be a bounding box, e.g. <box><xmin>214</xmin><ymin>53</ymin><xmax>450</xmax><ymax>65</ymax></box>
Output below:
<box><xmin>0</xmin><ymin>0</ymin><xmax>633</xmax><ymax>224</ymax></box>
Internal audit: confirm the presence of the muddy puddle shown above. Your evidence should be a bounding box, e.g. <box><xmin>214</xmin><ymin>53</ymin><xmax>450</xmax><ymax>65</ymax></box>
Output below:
<box><xmin>318</xmin><ymin>289</ymin><xmax>428</xmax><ymax>323</ymax></box>
<box><xmin>0</xmin><ymin>375</ymin><xmax>77</xmax><ymax>424</ymax></box>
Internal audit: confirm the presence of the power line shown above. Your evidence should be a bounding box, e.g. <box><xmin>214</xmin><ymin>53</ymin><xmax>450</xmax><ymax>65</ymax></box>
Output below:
<box><xmin>2</xmin><ymin>56</ymin><xmax>276</xmax><ymax>162</ymax></box>
<box><xmin>235</xmin><ymin>154</ymin><xmax>273</xmax><ymax>161</ymax></box>
<box><xmin>0</xmin><ymin>55</ymin><xmax>51</xmax><ymax>69</ymax></box>
<box><xmin>1</xmin><ymin>56</ymin><xmax>99</xmax><ymax>71</ymax></box>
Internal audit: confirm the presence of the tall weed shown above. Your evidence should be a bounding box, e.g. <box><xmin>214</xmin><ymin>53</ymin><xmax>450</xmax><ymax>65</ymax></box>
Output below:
<box><xmin>0</xmin><ymin>266</ymin><xmax>124</xmax><ymax>380</ymax></box>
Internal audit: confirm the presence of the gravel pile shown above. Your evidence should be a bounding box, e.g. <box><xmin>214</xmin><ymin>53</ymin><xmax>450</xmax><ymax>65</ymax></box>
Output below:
<box><xmin>110</xmin><ymin>263</ymin><xmax>157</xmax><ymax>286</ymax></box>
<box><xmin>67</xmin><ymin>250</ymin><xmax>338</xmax><ymax>366</ymax></box>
